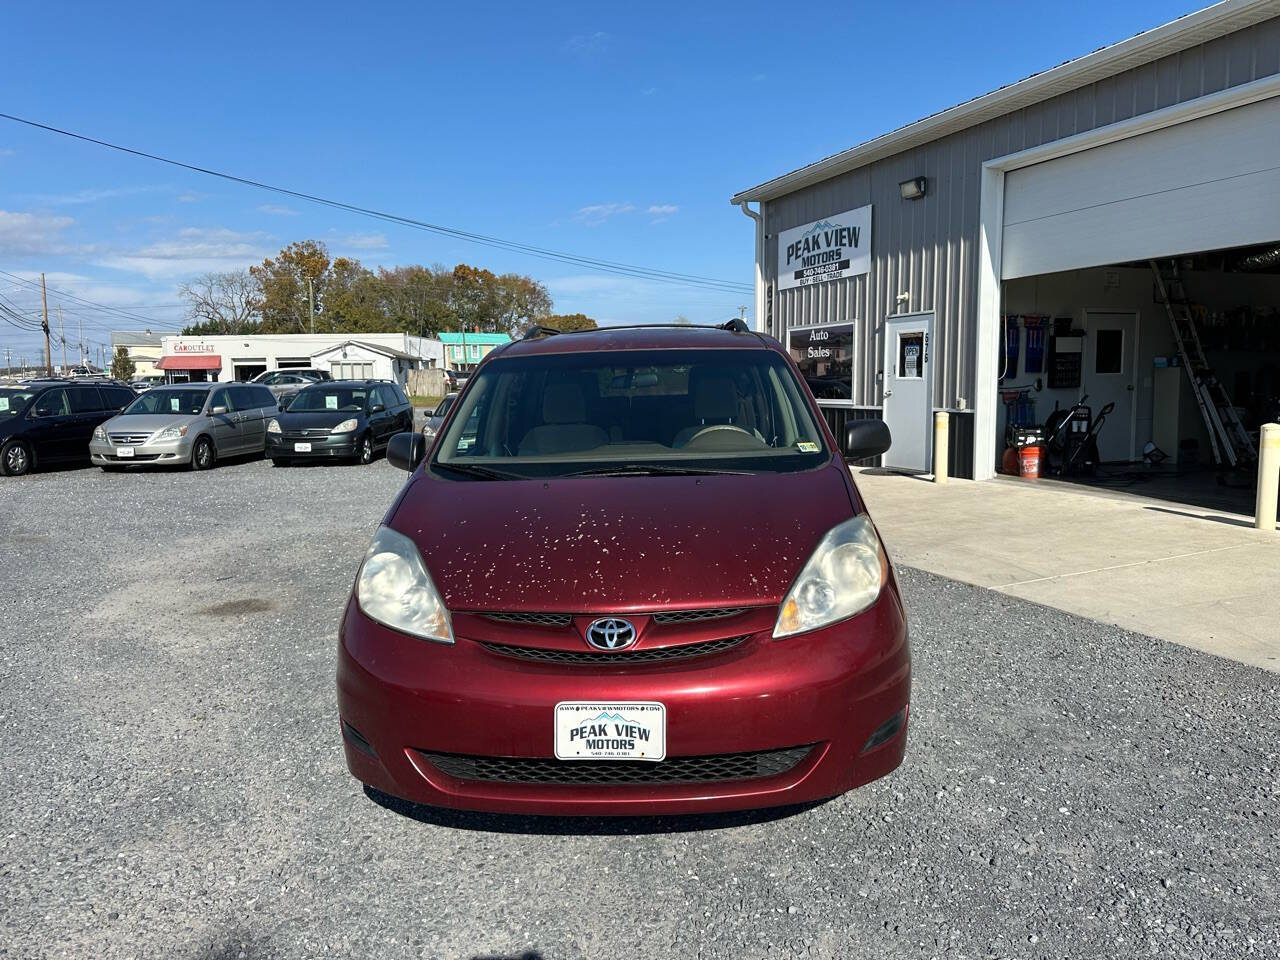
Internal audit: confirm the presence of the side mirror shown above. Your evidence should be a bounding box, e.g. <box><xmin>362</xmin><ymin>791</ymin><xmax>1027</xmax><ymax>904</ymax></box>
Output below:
<box><xmin>210</xmin><ymin>405</ymin><xmax>227</xmax><ymax>416</ymax></box>
<box><xmin>369</xmin><ymin>403</ymin><xmax>386</xmax><ymax>414</ymax></box>
<box><xmin>387</xmin><ymin>431</ymin><xmax>426</xmax><ymax>472</ymax></box>
<box><xmin>844</xmin><ymin>420</ymin><xmax>892</xmax><ymax>460</ymax></box>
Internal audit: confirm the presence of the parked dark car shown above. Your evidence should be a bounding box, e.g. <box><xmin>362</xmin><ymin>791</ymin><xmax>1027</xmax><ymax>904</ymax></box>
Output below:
<box><xmin>443</xmin><ymin>369</ymin><xmax>470</xmax><ymax>391</ymax></box>
<box><xmin>266</xmin><ymin>379</ymin><xmax>413</xmax><ymax>466</ymax></box>
<box><xmin>0</xmin><ymin>380</ymin><xmax>136</xmax><ymax>476</ymax></box>
<box><xmin>337</xmin><ymin>321</ymin><xmax>903</xmax><ymax>817</ymax></box>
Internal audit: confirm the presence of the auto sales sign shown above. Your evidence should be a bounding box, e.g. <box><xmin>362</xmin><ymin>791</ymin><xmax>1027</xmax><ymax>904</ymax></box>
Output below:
<box><xmin>777</xmin><ymin>205</ymin><xmax>872</xmax><ymax>291</ymax></box>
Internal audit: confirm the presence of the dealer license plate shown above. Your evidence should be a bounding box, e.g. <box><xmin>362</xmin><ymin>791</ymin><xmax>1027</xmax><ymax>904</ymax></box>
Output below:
<box><xmin>115</xmin><ymin>447</ymin><xmax>135</xmax><ymax>458</ymax></box>
<box><xmin>294</xmin><ymin>442</ymin><xmax>312</xmax><ymax>452</ymax></box>
<box><xmin>554</xmin><ymin>701</ymin><xmax>666</xmax><ymax>761</ymax></box>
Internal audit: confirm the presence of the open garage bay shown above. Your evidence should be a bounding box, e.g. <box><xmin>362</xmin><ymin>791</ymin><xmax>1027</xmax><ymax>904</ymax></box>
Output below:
<box><xmin>1</xmin><ymin>461</ymin><xmax>1276</xmax><ymax>959</ymax></box>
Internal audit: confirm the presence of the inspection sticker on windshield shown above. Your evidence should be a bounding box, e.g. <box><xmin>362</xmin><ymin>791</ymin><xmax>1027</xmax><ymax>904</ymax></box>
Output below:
<box><xmin>797</xmin><ymin>441</ymin><xmax>819</xmax><ymax>452</ymax></box>
<box><xmin>554</xmin><ymin>701</ymin><xmax>665</xmax><ymax>761</ymax></box>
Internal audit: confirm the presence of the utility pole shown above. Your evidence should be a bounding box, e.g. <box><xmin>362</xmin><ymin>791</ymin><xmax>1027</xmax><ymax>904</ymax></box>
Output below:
<box><xmin>77</xmin><ymin>314</ymin><xmax>84</xmax><ymax>365</ymax></box>
<box><xmin>57</xmin><ymin>306</ymin><xmax>67</xmax><ymax>373</ymax></box>
<box><xmin>41</xmin><ymin>273</ymin><xmax>52</xmax><ymax>377</ymax></box>
<box><xmin>4</xmin><ymin>346</ymin><xmax>10</xmax><ymax>378</ymax></box>
<box><xmin>738</xmin><ymin>305</ymin><xmax>748</xmax><ymax>320</ymax></box>
<box><xmin>307</xmin><ymin>276</ymin><xmax>315</xmax><ymax>335</ymax></box>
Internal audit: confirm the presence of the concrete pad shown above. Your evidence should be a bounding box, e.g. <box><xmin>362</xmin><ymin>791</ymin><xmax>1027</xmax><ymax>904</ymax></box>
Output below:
<box><xmin>852</xmin><ymin>468</ymin><xmax>1280</xmax><ymax>672</ymax></box>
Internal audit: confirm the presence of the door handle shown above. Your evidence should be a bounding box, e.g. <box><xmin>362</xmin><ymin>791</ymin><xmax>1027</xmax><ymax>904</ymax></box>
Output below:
<box><xmin>883</xmin><ymin>389</ymin><xmax>894</xmax><ymax>398</ymax></box>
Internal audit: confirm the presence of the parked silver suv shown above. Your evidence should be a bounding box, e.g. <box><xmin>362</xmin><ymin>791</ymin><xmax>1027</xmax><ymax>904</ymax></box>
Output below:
<box><xmin>89</xmin><ymin>382</ymin><xmax>279</xmax><ymax>471</ymax></box>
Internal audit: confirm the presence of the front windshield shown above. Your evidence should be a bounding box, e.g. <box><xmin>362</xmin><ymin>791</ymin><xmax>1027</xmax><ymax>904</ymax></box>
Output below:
<box><xmin>0</xmin><ymin>389</ymin><xmax>35</xmax><ymax>418</ymax></box>
<box><xmin>121</xmin><ymin>389</ymin><xmax>209</xmax><ymax>416</ymax></box>
<box><xmin>289</xmin><ymin>386</ymin><xmax>367</xmax><ymax>412</ymax></box>
<box><xmin>432</xmin><ymin>349</ymin><xmax>828</xmax><ymax>478</ymax></box>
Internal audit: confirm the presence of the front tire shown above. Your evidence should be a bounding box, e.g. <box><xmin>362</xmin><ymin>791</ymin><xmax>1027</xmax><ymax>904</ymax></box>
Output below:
<box><xmin>357</xmin><ymin>433</ymin><xmax>374</xmax><ymax>465</ymax></box>
<box><xmin>1</xmin><ymin>440</ymin><xmax>33</xmax><ymax>476</ymax></box>
<box><xmin>191</xmin><ymin>436</ymin><xmax>215</xmax><ymax>471</ymax></box>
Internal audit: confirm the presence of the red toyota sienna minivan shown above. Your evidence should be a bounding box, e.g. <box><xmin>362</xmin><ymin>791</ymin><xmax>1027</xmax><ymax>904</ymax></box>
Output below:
<box><xmin>338</xmin><ymin>321</ymin><xmax>909</xmax><ymax>816</ymax></box>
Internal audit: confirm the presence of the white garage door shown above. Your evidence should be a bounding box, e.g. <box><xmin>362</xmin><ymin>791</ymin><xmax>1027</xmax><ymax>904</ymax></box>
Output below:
<box><xmin>1002</xmin><ymin>94</ymin><xmax>1280</xmax><ymax>279</ymax></box>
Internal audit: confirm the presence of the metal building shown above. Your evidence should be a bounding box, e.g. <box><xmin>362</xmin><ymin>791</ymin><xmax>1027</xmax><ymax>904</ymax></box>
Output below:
<box><xmin>732</xmin><ymin>0</ymin><xmax>1280</xmax><ymax>493</ymax></box>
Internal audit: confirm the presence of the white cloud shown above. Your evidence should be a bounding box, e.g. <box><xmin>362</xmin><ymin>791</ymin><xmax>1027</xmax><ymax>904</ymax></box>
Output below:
<box><xmin>176</xmin><ymin>192</ymin><xmax>202</xmax><ymax>203</ymax></box>
<box><xmin>647</xmin><ymin>204</ymin><xmax>679</xmax><ymax>223</ymax></box>
<box><xmin>575</xmin><ymin>202</ymin><xmax>634</xmax><ymax>225</ymax></box>
<box><xmin>29</xmin><ymin>185</ymin><xmax>165</xmax><ymax>206</ymax></box>
<box><xmin>640</xmin><ymin>86</ymin><xmax>657</xmax><ymax>96</ymax></box>
<box><xmin>95</xmin><ymin>226</ymin><xmax>268</xmax><ymax>279</ymax></box>
<box><xmin>564</xmin><ymin>31</ymin><xmax>610</xmax><ymax>55</ymax></box>
<box><xmin>0</xmin><ymin>147</ymin><xmax>14</xmax><ymax>158</ymax></box>
<box><xmin>257</xmin><ymin>204</ymin><xmax>299</xmax><ymax>217</ymax></box>
<box><xmin>342</xmin><ymin>232</ymin><xmax>388</xmax><ymax>250</ymax></box>
<box><xmin>0</xmin><ymin>209</ymin><xmax>79</xmax><ymax>255</ymax></box>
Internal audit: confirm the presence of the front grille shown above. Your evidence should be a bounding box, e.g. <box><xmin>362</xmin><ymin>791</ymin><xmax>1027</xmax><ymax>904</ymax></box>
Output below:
<box><xmin>478</xmin><ymin>634</ymin><xmax>748</xmax><ymax>665</ymax></box>
<box><xmin>481</xmin><ymin>607</ymin><xmax>750</xmax><ymax>628</ymax></box>
<box><xmin>652</xmin><ymin>607</ymin><xmax>747</xmax><ymax>624</ymax></box>
<box><xmin>106</xmin><ymin>453</ymin><xmax>161</xmax><ymax>461</ymax></box>
<box><xmin>483</xmin><ymin>611</ymin><xmax>574</xmax><ymax>627</ymax></box>
<box><xmin>422</xmin><ymin>745</ymin><xmax>814</xmax><ymax>785</ymax></box>
<box><xmin>282</xmin><ymin>428</ymin><xmax>334</xmax><ymax>440</ymax></box>
<box><xmin>107</xmin><ymin>433</ymin><xmax>151</xmax><ymax>445</ymax></box>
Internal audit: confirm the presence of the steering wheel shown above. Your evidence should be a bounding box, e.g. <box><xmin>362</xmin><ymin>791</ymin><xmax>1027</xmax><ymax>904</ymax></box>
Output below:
<box><xmin>684</xmin><ymin>424</ymin><xmax>754</xmax><ymax>445</ymax></box>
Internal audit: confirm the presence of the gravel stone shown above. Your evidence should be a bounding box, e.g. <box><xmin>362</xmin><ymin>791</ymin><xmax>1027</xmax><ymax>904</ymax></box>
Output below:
<box><xmin>1</xmin><ymin>458</ymin><xmax>1278</xmax><ymax>959</ymax></box>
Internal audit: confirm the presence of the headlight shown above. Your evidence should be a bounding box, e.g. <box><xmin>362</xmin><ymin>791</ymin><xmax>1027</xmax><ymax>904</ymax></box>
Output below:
<box><xmin>356</xmin><ymin>526</ymin><xmax>454</xmax><ymax>644</ymax></box>
<box><xmin>331</xmin><ymin>418</ymin><xmax>358</xmax><ymax>434</ymax></box>
<box><xmin>93</xmin><ymin>426</ymin><xmax>106</xmax><ymax>441</ymax></box>
<box><xmin>774</xmin><ymin>514</ymin><xmax>887</xmax><ymax>639</ymax></box>
<box><xmin>154</xmin><ymin>424</ymin><xmax>188</xmax><ymax>442</ymax></box>
<box><xmin>266</xmin><ymin>418</ymin><xmax>281</xmax><ymax>434</ymax></box>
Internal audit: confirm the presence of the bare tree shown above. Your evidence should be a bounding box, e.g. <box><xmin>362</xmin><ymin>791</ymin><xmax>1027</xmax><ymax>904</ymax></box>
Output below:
<box><xmin>178</xmin><ymin>270</ymin><xmax>262</xmax><ymax>334</ymax></box>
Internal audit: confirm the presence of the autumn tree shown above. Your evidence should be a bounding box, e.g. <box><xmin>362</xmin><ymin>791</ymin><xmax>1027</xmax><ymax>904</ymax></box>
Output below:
<box><xmin>110</xmin><ymin>346</ymin><xmax>136</xmax><ymax>381</ymax></box>
<box><xmin>251</xmin><ymin>240</ymin><xmax>331</xmax><ymax>333</ymax></box>
<box><xmin>541</xmin><ymin>313</ymin><xmax>598</xmax><ymax>333</ymax></box>
<box><xmin>378</xmin><ymin>265</ymin><xmax>452</xmax><ymax>337</ymax></box>
<box><xmin>178</xmin><ymin>269</ymin><xmax>261</xmax><ymax>335</ymax></box>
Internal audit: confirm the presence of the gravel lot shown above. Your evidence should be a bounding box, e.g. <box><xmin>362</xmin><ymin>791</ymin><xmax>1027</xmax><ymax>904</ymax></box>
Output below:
<box><xmin>1</xmin><ymin>456</ymin><xmax>1277</xmax><ymax>960</ymax></box>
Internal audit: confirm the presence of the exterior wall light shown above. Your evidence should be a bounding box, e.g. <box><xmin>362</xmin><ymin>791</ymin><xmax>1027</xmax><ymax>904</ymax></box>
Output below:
<box><xmin>899</xmin><ymin>177</ymin><xmax>927</xmax><ymax>200</ymax></box>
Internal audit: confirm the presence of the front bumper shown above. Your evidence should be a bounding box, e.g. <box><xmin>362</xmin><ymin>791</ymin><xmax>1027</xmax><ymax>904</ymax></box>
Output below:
<box><xmin>90</xmin><ymin>436</ymin><xmax>192</xmax><ymax>466</ymax></box>
<box><xmin>267</xmin><ymin>433</ymin><xmax>357</xmax><ymax>459</ymax></box>
<box><xmin>337</xmin><ymin>590</ymin><xmax>910</xmax><ymax>816</ymax></box>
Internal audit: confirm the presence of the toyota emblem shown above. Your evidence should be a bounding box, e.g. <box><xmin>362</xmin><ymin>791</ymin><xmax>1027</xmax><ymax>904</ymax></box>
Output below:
<box><xmin>585</xmin><ymin>618</ymin><xmax>637</xmax><ymax>651</ymax></box>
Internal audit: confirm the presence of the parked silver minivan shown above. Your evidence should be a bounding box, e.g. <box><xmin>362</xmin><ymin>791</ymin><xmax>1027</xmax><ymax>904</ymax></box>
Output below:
<box><xmin>89</xmin><ymin>382</ymin><xmax>279</xmax><ymax>471</ymax></box>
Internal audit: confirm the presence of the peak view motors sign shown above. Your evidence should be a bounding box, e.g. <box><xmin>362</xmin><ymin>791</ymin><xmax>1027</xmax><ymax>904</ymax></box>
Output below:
<box><xmin>777</xmin><ymin>205</ymin><xmax>872</xmax><ymax>291</ymax></box>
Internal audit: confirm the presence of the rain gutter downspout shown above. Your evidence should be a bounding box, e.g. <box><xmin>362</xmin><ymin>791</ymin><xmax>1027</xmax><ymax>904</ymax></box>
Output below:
<box><xmin>738</xmin><ymin>201</ymin><xmax>766</xmax><ymax>334</ymax></box>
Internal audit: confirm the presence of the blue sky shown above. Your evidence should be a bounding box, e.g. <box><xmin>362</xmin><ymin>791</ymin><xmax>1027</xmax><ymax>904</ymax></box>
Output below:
<box><xmin>1</xmin><ymin>0</ymin><xmax>1195</xmax><ymax>365</ymax></box>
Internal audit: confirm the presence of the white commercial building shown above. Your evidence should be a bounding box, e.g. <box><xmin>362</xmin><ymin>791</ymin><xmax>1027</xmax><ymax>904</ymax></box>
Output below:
<box><xmin>155</xmin><ymin>333</ymin><xmax>444</xmax><ymax>389</ymax></box>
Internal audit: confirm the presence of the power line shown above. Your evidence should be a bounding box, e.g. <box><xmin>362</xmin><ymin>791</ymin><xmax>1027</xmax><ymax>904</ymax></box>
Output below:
<box><xmin>0</xmin><ymin>112</ymin><xmax>753</xmax><ymax>296</ymax></box>
<box><xmin>0</xmin><ymin>269</ymin><xmax>182</xmax><ymax>326</ymax></box>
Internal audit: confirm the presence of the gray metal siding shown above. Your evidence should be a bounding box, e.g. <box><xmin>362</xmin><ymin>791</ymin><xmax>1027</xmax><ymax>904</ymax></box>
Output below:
<box><xmin>762</xmin><ymin>15</ymin><xmax>1280</xmax><ymax>412</ymax></box>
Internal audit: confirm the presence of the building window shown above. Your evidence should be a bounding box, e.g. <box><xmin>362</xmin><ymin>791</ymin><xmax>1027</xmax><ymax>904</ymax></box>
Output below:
<box><xmin>898</xmin><ymin>333</ymin><xmax>924</xmax><ymax>379</ymax></box>
<box><xmin>1094</xmin><ymin>329</ymin><xmax>1123</xmax><ymax>374</ymax></box>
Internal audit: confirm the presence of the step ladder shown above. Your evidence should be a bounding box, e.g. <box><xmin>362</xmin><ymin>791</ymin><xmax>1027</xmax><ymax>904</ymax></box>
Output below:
<box><xmin>1149</xmin><ymin>259</ymin><xmax>1257</xmax><ymax>468</ymax></box>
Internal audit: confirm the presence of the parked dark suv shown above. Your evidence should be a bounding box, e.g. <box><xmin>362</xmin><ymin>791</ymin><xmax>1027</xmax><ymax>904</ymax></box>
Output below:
<box><xmin>0</xmin><ymin>380</ymin><xmax>137</xmax><ymax>475</ymax></box>
<box><xmin>266</xmin><ymin>379</ymin><xmax>413</xmax><ymax>466</ymax></box>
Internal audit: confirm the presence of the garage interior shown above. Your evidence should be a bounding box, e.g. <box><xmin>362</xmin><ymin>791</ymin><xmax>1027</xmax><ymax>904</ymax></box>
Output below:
<box><xmin>998</xmin><ymin>242</ymin><xmax>1280</xmax><ymax>513</ymax></box>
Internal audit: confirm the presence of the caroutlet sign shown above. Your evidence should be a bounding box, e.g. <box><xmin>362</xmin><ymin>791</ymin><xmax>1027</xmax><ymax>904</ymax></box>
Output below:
<box><xmin>777</xmin><ymin>205</ymin><xmax>872</xmax><ymax>291</ymax></box>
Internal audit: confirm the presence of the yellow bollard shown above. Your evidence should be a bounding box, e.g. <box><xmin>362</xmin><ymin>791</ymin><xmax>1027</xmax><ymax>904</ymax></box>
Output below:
<box><xmin>934</xmin><ymin>411</ymin><xmax>949</xmax><ymax>484</ymax></box>
<box><xmin>1256</xmin><ymin>423</ymin><xmax>1280</xmax><ymax>531</ymax></box>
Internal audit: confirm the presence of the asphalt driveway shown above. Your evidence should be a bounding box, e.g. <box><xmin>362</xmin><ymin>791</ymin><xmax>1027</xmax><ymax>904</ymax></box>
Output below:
<box><xmin>1</xmin><ymin>459</ymin><xmax>1276</xmax><ymax>959</ymax></box>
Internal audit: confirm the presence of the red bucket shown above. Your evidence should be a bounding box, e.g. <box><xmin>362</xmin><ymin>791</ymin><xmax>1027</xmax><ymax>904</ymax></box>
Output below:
<box><xmin>1018</xmin><ymin>445</ymin><xmax>1042</xmax><ymax>479</ymax></box>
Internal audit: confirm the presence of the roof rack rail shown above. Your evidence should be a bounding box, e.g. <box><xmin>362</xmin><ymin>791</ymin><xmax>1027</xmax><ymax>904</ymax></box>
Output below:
<box><xmin>521</xmin><ymin>324</ymin><xmax>562</xmax><ymax>340</ymax></box>
<box><xmin>720</xmin><ymin>318</ymin><xmax>750</xmax><ymax>333</ymax></box>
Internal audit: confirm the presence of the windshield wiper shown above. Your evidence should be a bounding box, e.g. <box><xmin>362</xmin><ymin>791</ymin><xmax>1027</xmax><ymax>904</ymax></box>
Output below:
<box><xmin>431</xmin><ymin>461</ymin><xmax>525</xmax><ymax>481</ymax></box>
<box><xmin>563</xmin><ymin>464</ymin><xmax>751</xmax><ymax>477</ymax></box>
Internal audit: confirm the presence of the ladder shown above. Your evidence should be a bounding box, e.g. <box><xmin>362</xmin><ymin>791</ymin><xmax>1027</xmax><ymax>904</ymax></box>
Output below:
<box><xmin>1149</xmin><ymin>259</ymin><xmax>1256</xmax><ymax>468</ymax></box>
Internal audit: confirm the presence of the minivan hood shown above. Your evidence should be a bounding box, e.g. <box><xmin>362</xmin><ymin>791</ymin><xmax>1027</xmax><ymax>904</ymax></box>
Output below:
<box><xmin>393</xmin><ymin>463</ymin><xmax>861</xmax><ymax>612</ymax></box>
<box><xmin>103</xmin><ymin>413</ymin><xmax>197</xmax><ymax>434</ymax></box>
<box><xmin>279</xmin><ymin>410</ymin><xmax>360</xmax><ymax>428</ymax></box>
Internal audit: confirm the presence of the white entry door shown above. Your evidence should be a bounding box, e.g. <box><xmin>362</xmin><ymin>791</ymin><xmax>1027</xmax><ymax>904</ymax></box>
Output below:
<box><xmin>1082</xmin><ymin>311</ymin><xmax>1138</xmax><ymax>463</ymax></box>
<box><xmin>882</xmin><ymin>313</ymin><xmax>933</xmax><ymax>473</ymax></box>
